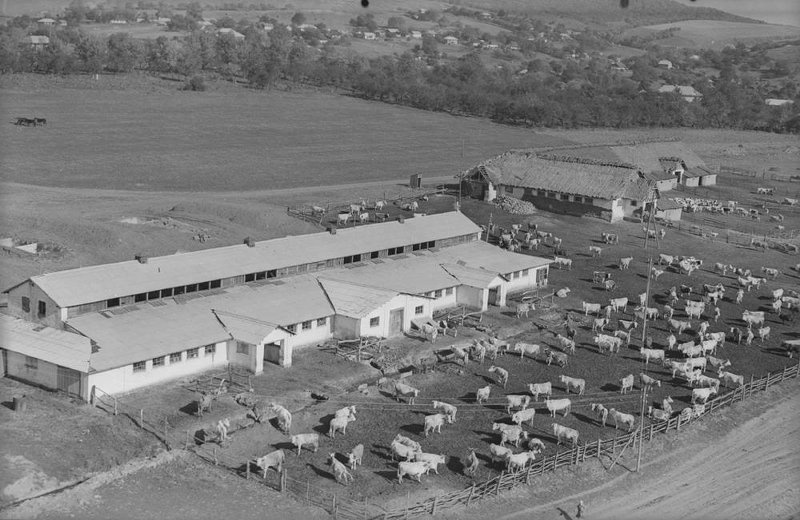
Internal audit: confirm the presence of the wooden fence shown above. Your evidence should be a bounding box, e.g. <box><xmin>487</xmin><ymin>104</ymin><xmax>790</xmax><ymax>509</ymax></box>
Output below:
<box><xmin>378</xmin><ymin>362</ymin><xmax>800</xmax><ymax>519</ymax></box>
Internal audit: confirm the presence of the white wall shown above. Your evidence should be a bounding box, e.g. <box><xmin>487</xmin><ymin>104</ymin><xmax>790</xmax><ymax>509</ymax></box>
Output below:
<box><xmin>456</xmin><ymin>286</ymin><xmax>486</xmax><ymax>311</ymax></box>
<box><xmin>610</xmin><ymin>199</ymin><xmax>625</xmax><ymax>222</ymax></box>
<box><xmin>286</xmin><ymin>316</ymin><xmax>332</xmax><ymax>352</ymax></box>
<box><xmin>88</xmin><ymin>341</ymin><xmax>229</xmax><ymax>395</ymax></box>
<box><xmin>6</xmin><ymin>282</ymin><xmax>63</xmax><ymax>328</ymax></box>
<box><xmin>426</xmin><ymin>286</ymin><xmax>458</xmax><ymax>313</ymax></box>
<box><xmin>502</xmin><ymin>269</ymin><xmax>538</xmax><ymax>296</ymax></box>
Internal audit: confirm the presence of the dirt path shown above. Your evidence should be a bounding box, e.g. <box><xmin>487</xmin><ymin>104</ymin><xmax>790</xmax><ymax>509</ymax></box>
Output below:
<box><xmin>440</xmin><ymin>377</ymin><xmax>800</xmax><ymax>520</ymax></box>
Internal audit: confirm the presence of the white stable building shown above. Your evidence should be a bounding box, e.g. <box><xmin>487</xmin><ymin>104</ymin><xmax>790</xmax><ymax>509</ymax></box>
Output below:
<box><xmin>1</xmin><ymin>212</ymin><xmax>551</xmax><ymax>398</ymax></box>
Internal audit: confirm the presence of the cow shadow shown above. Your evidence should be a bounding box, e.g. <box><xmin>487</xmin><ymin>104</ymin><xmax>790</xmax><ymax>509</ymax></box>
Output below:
<box><xmin>178</xmin><ymin>402</ymin><xmax>198</xmax><ymax>416</ymax></box>
<box><xmin>478</xmin><ymin>374</ymin><xmax>496</xmax><ymax>385</ymax></box>
<box><xmin>273</xmin><ymin>441</ymin><xmax>296</xmax><ymax>451</ymax></box>
<box><xmin>307</xmin><ymin>463</ymin><xmax>335</xmax><ymax>481</ymax></box>
<box><xmin>312</xmin><ymin>422</ymin><xmax>328</xmax><ymax>435</ymax></box>
<box><xmin>572</xmin><ymin>412</ymin><xmax>595</xmax><ymax>426</ymax></box>
<box><xmin>372</xmin><ymin>469</ymin><xmax>398</xmax><ymax>483</ymax></box>
<box><xmin>600</xmin><ymin>383</ymin><xmax>618</xmax><ymax>392</ymax></box>
<box><xmin>399</xmin><ymin>423</ymin><xmax>424</xmax><ymax>436</ymax></box>
<box><xmin>579</xmin><ymin>278</ymin><xmax>594</xmax><ymax>283</ymax></box>
<box><xmin>1</xmin><ymin>400</ymin><xmax>14</xmax><ymax>411</ymax></box>
<box><xmin>447</xmin><ymin>456</ymin><xmax>463</xmax><ymax>473</ymax></box>
<box><xmin>370</xmin><ymin>444</ymin><xmax>393</xmax><ymax>462</ymax></box>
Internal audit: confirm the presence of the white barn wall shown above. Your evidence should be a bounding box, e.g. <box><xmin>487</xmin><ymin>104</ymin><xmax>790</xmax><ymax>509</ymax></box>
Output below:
<box><xmin>6</xmin><ymin>350</ymin><xmax>58</xmax><ymax>390</ymax></box>
<box><xmin>456</xmin><ymin>286</ymin><xmax>486</xmax><ymax>310</ymax></box>
<box><xmin>502</xmin><ymin>269</ymin><xmax>539</xmax><ymax>296</ymax></box>
<box><xmin>427</xmin><ymin>287</ymin><xmax>457</xmax><ymax>312</ymax></box>
<box><xmin>6</xmin><ymin>282</ymin><xmax>63</xmax><ymax>328</ymax></box>
<box><xmin>88</xmin><ymin>341</ymin><xmax>229</xmax><ymax>395</ymax></box>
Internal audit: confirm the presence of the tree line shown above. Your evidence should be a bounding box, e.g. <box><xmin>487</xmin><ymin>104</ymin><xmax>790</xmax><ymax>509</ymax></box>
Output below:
<box><xmin>1</xmin><ymin>22</ymin><xmax>797</xmax><ymax>133</ymax></box>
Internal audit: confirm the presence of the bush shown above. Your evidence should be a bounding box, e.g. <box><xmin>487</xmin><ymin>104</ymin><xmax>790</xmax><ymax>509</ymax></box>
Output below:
<box><xmin>182</xmin><ymin>75</ymin><xmax>206</xmax><ymax>91</ymax></box>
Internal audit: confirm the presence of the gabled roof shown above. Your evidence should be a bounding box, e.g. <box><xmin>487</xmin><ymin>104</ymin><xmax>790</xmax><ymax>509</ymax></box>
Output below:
<box><xmin>318</xmin><ymin>279</ymin><xmax>399</xmax><ymax>319</ymax></box>
<box><xmin>322</xmin><ymin>254</ymin><xmax>460</xmax><ymax>294</ymax></box>
<box><xmin>1</xmin><ymin>314</ymin><xmax>92</xmax><ymax>373</ymax></box>
<box><xmin>20</xmin><ymin>212</ymin><xmax>480</xmax><ymax>308</ymax></box>
<box><xmin>440</xmin><ymin>263</ymin><xmax>500</xmax><ymax>288</ymax></box>
<box><xmin>466</xmin><ymin>151</ymin><xmax>647</xmax><ymax>200</ymax></box>
<box><xmin>213</xmin><ymin>310</ymin><xmax>278</xmax><ymax>345</ymax></box>
<box><xmin>434</xmin><ymin>241</ymin><xmax>551</xmax><ymax>275</ymax></box>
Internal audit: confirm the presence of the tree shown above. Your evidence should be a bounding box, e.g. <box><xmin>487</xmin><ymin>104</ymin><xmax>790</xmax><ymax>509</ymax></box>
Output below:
<box><xmin>387</xmin><ymin>16</ymin><xmax>406</xmax><ymax>30</ymax></box>
<box><xmin>291</xmin><ymin>12</ymin><xmax>306</xmax><ymax>26</ymax></box>
<box><xmin>421</xmin><ymin>34</ymin><xmax>438</xmax><ymax>57</ymax></box>
<box><xmin>106</xmin><ymin>32</ymin><xmax>140</xmax><ymax>72</ymax></box>
<box><xmin>185</xmin><ymin>2</ymin><xmax>203</xmax><ymax>21</ymax></box>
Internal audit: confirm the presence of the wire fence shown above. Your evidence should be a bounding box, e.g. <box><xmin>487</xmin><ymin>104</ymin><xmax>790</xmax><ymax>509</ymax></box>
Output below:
<box><xmin>89</xmin><ymin>362</ymin><xmax>799</xmax><ymax>520</ymax></box>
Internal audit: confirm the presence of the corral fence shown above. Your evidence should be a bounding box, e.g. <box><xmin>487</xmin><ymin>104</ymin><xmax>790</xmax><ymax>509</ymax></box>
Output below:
<box><xmin>718</xmin><ymin>165</ymin><xmax>800</xmax><ymax>183</ymax></box>
<box><xmin>378</xmin><ymin>362</ymin><xmax>800</xmax><ymax>520</ymax></box>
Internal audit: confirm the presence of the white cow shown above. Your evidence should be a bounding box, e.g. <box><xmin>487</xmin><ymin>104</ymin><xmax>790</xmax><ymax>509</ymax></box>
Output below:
<box><xmin>691</xmin><ymin>387</ymin><xmax>717</xmax><ymax>404</ymax></box>
<box><xmin>619</xmin><ymin>256</ymin><xmax>633</xmax><ymax>269</ymax></box>
<box><xmin>328</xmin><ymin>415</ymin><xmax>356</xmax><ymax>439</ymax></box>
<box><xmin>559</xmin><ymin>375</ymin><xmax>586</xmax><ymax>395</ymax></box>
<box><xmin>589</xmin><ymin>245</ymin><xmax>602</xmax><ymax>257</ymax></box>
<box><xmin>494</xmin><ymin>424</ymin><xmax>528</xmax><ymax>447</ymax></box>
<box><xmin>464</xmin><ymin>449</ymin><xmax>479</xmax><ymax>475</ymax></box>
<box><xmin>432</xmin><ymin>401</ymin><xmax>457</xmax><ymax>423</ymax></box>
<box><xmin>489</xmin><ymin>443</ymin><xmax>513</xmax><ymax>465</ymax></box>
<box><xmin>291</xmin><ymin>433</ymin><xmax>320</xmax><ymax>456</ymax></box>
<box><xmin>742</xmin><ymin>310</ymin><xmax>765</xmax><ymax>328</ymax></box>
<box><xmin>411</xmin><ymin>452</ymin><xmax>446</xmax><ymax>474</ymax></box>
<box><xmin>610</xmin><ymin>297</ymin><xmax>629</xmax><ymax>313</ymax></box>
<box><xmin>619</xmin><ymin>374</ymin><xmax>634</xmax><ymax>394</ymax></box>
<box><xmin>528</xmin><ymin>382</ymin><xmax>552</xmax><ymax>401</ymax></box>
<box><xmin>505</xmin><ymin>394</ymin><xmax>531</xmax><ymax>414</ymax></box>
<box><xmin>514</xmin><ymin>342</ymin><xmax>541</xmax><ymax>360</ymax></box>
<box><xmin>640</xmin><ymin>348</ymin><xmax>666</xmax><ymax>366</ymax></box>
<box><xmin>397</xmin><ymin>461</ymin><xmax>429</xmax><ymax>484</ymax></box>
<box><xmin>609</xmin><ymin>409</ymin><xmax>635</xmax><ymax>432</ymax></box>
<box><xmin>488</xmin><ymin>366</ymin><xmax>509</xmax><ymax>388</ymax></box>
<box><xmin>394</xmin><ymin>382</ymin><xmax>420</xmax><ymax>404</ymax></box>
<box><xmin>545</xmin><ymin>397</ymin><xmax>571</xmax><ymax>417</ymax></box>
<box><xmin>393</xmin><ymin>434</ymin><xmax>422</xmax><ymax>453</ymax></box>
<box><xmin>582</xmin><ymin>301</ymin><xmax>602</xmax><ymax>316</ymax></box>
<box><xmin>270</xmin><ymin>403</ymin><xmax>293</xmax><ymax>433</ymax></box>
<box><xmin>329</xmin><ymin>454</ymin><xmax>354</xmax><ymax>485</ymax></box>
<box><xmin>552</xmin><ymin>423</ymin><xmax>579</xmax><ymax>446</ymax></box>
<box><xmin>423</xmin><ymin>413</ymin><xmax>447</xmax><ymax>437</ymax></box>
<box><xmin>391</xmin><ymin>441</ymin><xmax>418</xmax><ymax>462</ymax></box>
<box><xmin>757</xmin><ymin>326</ymin><xmax>771</xmax><ymax>342</ymax></box>
<box><xmin>512</xmin><ymin>408</ymin><xmax>537</xmax><ymax>426</ymax></box>
<box><xmin>254</xmin><ymin>449</ymin><xmax>285</xmax><ymax>478</ymax></box>
<box><xmin>476</xmin><ymin>385</ymin><xmax>491</xmax><ymax>404</ymax></box>
<box><xmin>592</xmin><ymin>318</ymin><xmax>609</xmax><ymax>332</ymax></box>
<box><xmin>347</xmin><ymin>444</ymin><xmax>364</xmax><ymax>470</ymax></box>
<box><xmin>591</xmin><ymin>403</ymin><xmax>609</xmax><ymax>427</ymax></box>
<box><xmin>506</xmin><ymin>451</ymin><xmax>537</xmax><ymax>472</ymax></box>
<box><xmin>334</xmin><ymin>405</ymin><xmax>357</xmax><ymax>420</ymax></box>
<box><xmin>639</xmin><ymin>373</ymin><xmax>661</xmax><ymax>390</ymax></box>
<box><xmin>718</xmin><ymin>370</ymin><xmax>744</xmax><ymax>387</ymax></box>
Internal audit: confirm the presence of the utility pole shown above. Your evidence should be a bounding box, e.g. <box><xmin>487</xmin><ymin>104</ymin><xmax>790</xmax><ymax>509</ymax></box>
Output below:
<box><xmin>641</xmin><ymin>197</ymin><xmax>659</xmax><ymax>343</ymax></box>
<box><xmin>636</xmin><ymin>384</ymin><xmax>648</xmax><ymax>472</ymax></box>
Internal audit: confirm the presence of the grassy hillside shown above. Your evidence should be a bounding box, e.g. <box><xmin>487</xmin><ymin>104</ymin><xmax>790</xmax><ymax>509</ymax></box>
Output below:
<box><xmin>623</xmin><ymin>19</ymin><xmax>800</xmax><ymax>48</ymax></box>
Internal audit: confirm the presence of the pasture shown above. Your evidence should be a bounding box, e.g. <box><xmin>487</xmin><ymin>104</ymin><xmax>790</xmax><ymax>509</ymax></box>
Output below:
<box><xmin>0</xmin><ymin>75</ymin><xmax>567</xmax><ymax>191</ymax></box>
<box><xmin>623</xmin><ymin>19</ymin><xmax>800</xmax><ymax>48</ymax></box>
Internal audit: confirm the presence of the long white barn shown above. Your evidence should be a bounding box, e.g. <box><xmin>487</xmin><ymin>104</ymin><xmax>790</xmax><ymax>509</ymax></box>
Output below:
<box><xmin>1</xmin><ymin>212</ymin><xmax>551</xmax><ymax>399</ymax></box>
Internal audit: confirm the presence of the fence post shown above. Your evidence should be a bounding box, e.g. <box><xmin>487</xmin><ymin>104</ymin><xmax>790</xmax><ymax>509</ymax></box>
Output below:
<box><xmin>765</xmin><ymin>372</ymin><xmax>770</xmax><ymax>392</ymax></box>
<box><xmin>677</xmin><ymin>414</ymin><xmax>682</xmax><ymax>431</ymax></box>
<box><xmin>164</xmin><ymin>417</ymin><xmax>170</xmax><ymax>450</ymax></box>
<box><xmin>139</xmin><ymin>409</ymin><xmax>144</xmax><ymax>429</ymax></box>
<box><xmin>307</xmin><ymin>479</ymin><xmax>310</xmax><ymax>504</ymax></box>
<box><xmin>526</xmin><ymin>463</ymin><xmax>533</xmax><ymax>484</ymax></box>
<box><xmin>749</xmin><ymin>374</ymin><xmax>754</xmax><ymax>398</ymax></box>
<box><xmin>405</xmin><ymin>491</ymin><xmax>410</xmax><ymax>519</ymax></box>
<box><xmin>597</xmin><ymin>439</ymin><xmax>601</xmax><ymax>459</ymax></box>
<box><xmin>467</xmin><ymin>483</ymin><xmax>476</xmax><ymax>506</ymax></box>
<box><xmin>213</xmin><ymin>447</ymin><xmax>218</xmax><ymax>465</ymax></box>
<box><xmin>185</xmin><ymin>430</ymin><xmax>190</xmax><ymax>450</ymax></box>
<box><xmin>649</xmin><ymin>424</ymin><xmax>654</xmax><ymax>441</ymax></box>
<box><xmin>246</xmin><ymin>460</ymin><xmax>250</xmax><ymax>480</ymax></box>
<box><xmin>91</xmin><ymin>386</ymin><xmax>96</xmax><ymax>407</ymax></box>
<box><xmin>431</xmin><ymin>495</ymin><xmax>438</xmax><ymax>515</ymax></box>
<box><xmin>332</xmin><ymin>494</ymin><xmax>337</xmax><ymax>518</ymax></box>
<box><xmin>495</xmin><ymin>472</ymin><xmax>503</xmax><ymax>495</ymax></box>
<box><xmin>113</xmin><ymin>397</ymin><xmax>118</xmax><ymax>416</ymax></box>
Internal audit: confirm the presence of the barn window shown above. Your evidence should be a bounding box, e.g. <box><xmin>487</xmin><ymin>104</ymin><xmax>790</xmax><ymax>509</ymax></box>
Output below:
<box><xmin>427</xmin><ymin>241</ymin><xmax>436</xmax><ymax>249</ymax></box>
<box><xmin>152</xmin><ymin>356</ymin><xmax>165</xmax><ymax>368</ymax></box>
<box><xmin>575</xmin><ymin>196</ymin><xmax>583</xmax><ymax>203</ymax></box>
<box><xmin>185</xmin><ymin>284</ymin><xmax>197</xmax><ymax>293</ymax></box>
<box><xmin>631</xmin><ymin>200</ymin><xmax>638</xmax><ymax>207</ymax></box>
<box><xmin>245</xmin><ymin>273</ymin><xmax>256</xmax><ymax>282</ymax></box>
<box><xmin>209</xmin><ymin>279</ymin><xmax>221</xmax><ymax>289</ymax></box>
<box><xmin>547</xmin><ymin>192</ymin><xmax>556</xmax><ymax>198</ymax></box>
<box><xmin>25</xmin><ymin>356</ymin><xmax>38</xmax><ymax>369</ymax></box>
<box><xmin>370</xmin><ymin>251</ymin><xmax>380</xmax><ymax>259</ymax></box>
<box><xmin>415</xmin><ymin>305</ymin><xmax>424</xmax><ymax>315</ymax></box>
<box><xmin>445</xmin><ymin>287</ymin><xmax>454</xmax><ymax>296</ymax></box>
<box><xmin>236</xmin><ymin>342</ymin><xmax>249</xmax><ymax>354</ymax></box>
<box><xmin>205</xmin><ymin>344</ymin><xmax>216</xmax><ymax>356</ymax></box>
<box><xmin>343</xmin><ymin>255</ymin><xmax>358</xmax><ymax>264</ymax></box>
<box><xmin>38</xmin><ymin>300</ymin><xmax>47</xmax><ymax>317</ymax></box>
<box><xmin>412</xmin><ymin>243</ymin><xmax>421</xmax><ymax>251</ymax></box>
<box><xmin>187</xmin><ymin>348</ymin><xmax>199</xmax><ymax>359</ymax></box>
<box><xmin>370</xmin><ymin>316</ymin><xmax>380</xmax><ymax>327</ymax></box>
<box><xmin>585</xmin><ymin>197</ymin><xmax>593</xmax><ymax>204</ymax></box>
<box><xmin>522</xmin><ymin>269</ymin><xmax>529</xmax><ymax>277</ymax></box>
<box><xmin>173</xmin><ymin>286</ymin><xmax>185</xmax><ymax>296</ymax></box>
<box><xmin>434</xmin><ymin>289</ymin><xmax>443</xmax><ymax>298</ymax></box>
<box><xmin>170</xmin><ymin>352</ymin><xmax>182</xmax><ymax>364</ymax></box>
<box><xmin>148</xmin><ymin>290</ymin><xmax>160</xmax><ymax>300</ymax></box>
<box><xmin>21</xmin><ymin>297</ymin><xmax>30</xmax><ymax>312</ymax></box>
<box><xmin>266</xmin><ymin>270</ymin><xmax>277</xmax><ymax>279</ymax></box>
<box><xmin>286</xmin><ymin>324</ymin><xmax>296</xmax><ymax>333</ymax></box>
<box><xmin>160</xmin><ymin>288</ymin><xmax>173</xmax><ymax>298</ymax></box>
<box><xmin>317</xmin><ymin>317</ymin><xmax>327</xmax><ymax>327</ymax></box>
<box><xmin>134</xmin><ymin>293</ymin><xmax>147</xmax><ymax>303</ymax></box>
<box><xmin>198</xmin><ymin>281</ymin><xmax>210</xmax><ymax>291</ymax></box>
<box><xmin>133</xmin><ymin>361</ymin><xmax>146</xmax><ymax>372</ymax></box>
<box><xmin>107</xmin><ymin>298</ymin><xmax>120</xmax><ymax>308</ymax></box>
<box><xmin>302</xmin><ymin>320</ymin><xmax>312</xmax><ymax>330</ymax></box>
<box><xmin>255</xmin><ymin>271</ymin><xmax>266</xmax><ymax>281</ymax></box>
<box><xmin>505</xmin><ymin>186</ymin><xmax>514</xmax><ymax>194</ymax></box>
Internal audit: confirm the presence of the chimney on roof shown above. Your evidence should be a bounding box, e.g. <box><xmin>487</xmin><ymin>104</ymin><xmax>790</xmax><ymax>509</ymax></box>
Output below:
<box><xmin>135</xmin><ymin>254</ymin><xmax>148</xmax><ymax>264</ymax></box>
<box><xmin>243</xmin><ymin>237</ymin><xmax>255</xmax><ymax>247</ymax></box>
<box><xmin>327</xmin><ymin>226</ymin><xmax>337</xmax><ymax>235</ymax></box>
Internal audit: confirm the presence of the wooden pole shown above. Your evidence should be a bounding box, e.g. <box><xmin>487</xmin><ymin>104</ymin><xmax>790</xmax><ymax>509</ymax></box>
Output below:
<box><xmin>749</xmin><ymin>374</ymin><xmax>754</xmax><ymax>398</ymax></box>
<box><xmin>113</xmin><ymin>397</ymin><xmax>118</xmax><ymax>416</ymax></box>
<box><xmin>164</xmin><ymin>417</ymin><xmax>169</xmax><ymax>449</ymax></box>
<box><xmin>307</xmin><ymin>480</ymin><xmax>310</xmax><ymax>504</ymax></box>
<box><xmin>431</xmin><ymin>495</ymin><xmax>438</xmax><ymax>515</ymax></box>
<box><xmin>91</xmin><ymin>386</ymin><xmax>96</xmax><ymax>407</ymax></box>
<box><xmin>765</xmin><ymin>372</ymin><xmax>771</xmax><ymax>391</ymax></box>
<box><xmin>332</xmin><ymin>494</ymin><xmax>337</xmax><ymax>518</ymax></box>
<box><xmin>139</xmin><ymin>409</ymin><xmax>144</xmax><ymax>428</ymax></box>
<box><xmin>467</xmin><ymin>483</ymin><xmax>475</xmax><ymax>506</ymax></box>
<box><xmin>405</xmin><ymin>491</ymin><xmax>410</xmax><ymax>519</ymax></box>
<box><xmin>185</xmin><ymin>430</ymin><xmax>190</xmax><ymax>450</ymax></box>
<box><xmin>213</xmin><ymin>447</ymin><xmax>218</xmax><ymax>465</ymax></box>
<box><xmin>495</xmin><ymin>472</ymin><xmax>502</xmax><ymax>495</ymax></box>
<box><xmin>246</xmin><ymin>461</ymin><xmax>250</xmax><ymax>480</ymax></box>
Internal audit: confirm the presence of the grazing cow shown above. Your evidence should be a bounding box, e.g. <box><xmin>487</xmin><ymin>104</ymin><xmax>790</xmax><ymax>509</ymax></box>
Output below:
<box><xmin>358</xmin><ymin>212</ymin><xmax>369</xmax><ymax>223</ymax></box>
<box><xmin>254</xmin><ymin>449</ymin><xmax>285</xmax><ymax>478</ymax></box>
<box><xmin>742</xmin><ymin>310</ymin><xmax>765</xmax><ymax>328</ymax></box>
<box><xmin>602</xmin><ymin>232</ymin><xmax>619</xmax><ymax>244</ymax></box>
<box><xmin>476</xmin><ymin>385</ymin><xmax>491</xmax><ymax>404</ymax></box>
<box><xmin>391</xmin><ymin>440</ymin><xmax>418</xmax><ymax>462</ymax></box>
<box><xmin>582</xmin><ymin>301</ymin><xmax>602</xmax><ymax>316</ymax></box>
<box><xmin>506</xmin><ymin>451</ymin><xmax>537</xmax><ymax>472</ymax></box>
<box><xmin>718</xmin><ymin>370</ymin><xmax>744</xmax><ymax>387</ymax></box>
<box><xmin>488</xmin><ymin>366</ymin><xmax>509</xmax><ymax>388</ymax></box>
<box><xmin>686</xmin><ymin>305</ymin><xmax>704</xmax><ymax>321</ymax></box>
<box><xmin>554</xmin><ymin>333</ymin><xmax>576</xmax><ymax>354</ymax></box>
<box><xmin>619</xmin><ymin>374</ymin><xmax>634</xmax><ymax>394</ymax></box>
<box><xmin>761</xmin><ymin>267</ymin><xmax>780</xmax><ymax>279</ymax></box>
<box><xmin>464</xmin><ymin>449</ymin><xmax>479</xmax><ymax>475</ymax></box>
<box><xmin>651</xmin><ymin>267</ymin><xmax>665</xmax><ymax>280</ymax></box>
<box><xmin>495</xmin><ymin>424</ymin><xmax>528</xmax><ymax>447</ymax></box>
<box><xmin>782</xmin><ymin>339</ymin><xmax>800</xmax><ymax>358</ymax></box>
<box><xmin>589</xmin><ymin>246</ymin><xmax>602</xmax><ymax>257</ymax></box>
<box><xmin>515</xmin><ymin>301</ymin><xmax>534</xmax><ymax>318</ymax></box>
<box><xmin>393</xmin><ymin>382</ymin><xmax>420</xmax><ymax>405</ymax></box>
<box><xmin>678</xmin><ymin>341</ymin><xmax>702</xmax><ymax>358</ymax></box>
<box><xmin>432</xmin><ymin>401</ymin><xmax>457</xmax><ymax>423</ymax></box>
<box><xmin>559</xmin><ymin>375</ymin><xmax>586</xmax><ymax>395</ymax></box>
<box><xmin>514</xmin><ymin>342</ymin><xmax>541</xmax><ymax>360</ymax></box>
<box><xmin>291</xmin><ymin>433</ymin><xmax>319</xmax><ymax>456</ymax></box>
<box><xmin>663</xmin><ymin>305</ymin><xmax>675</xmax><ymax>321</ymax></box>
<box><xmin>401</xmin><ymin>201</ymin><xmax>419</xmax><ymax>212</ymax></box>
<box><xmin>772</xmin><ymin>288</ymin><xmax>784</xmax><ymax>301</ymax></box>
<box><xmin>610</xmin><ymin>297</ymin><xmax>629</xmax><ymax>313</ymax></box>
<box><xmin>693</xmin><ymin>375</ymin><xmax>720</xmax><ymax>393</ymax></box>
<box><xmin>619</xmin><ymin>319</ymin><xmax>637</xmax><ymax>331</ymax></box>
<box><xmin>590</xmin><ymin>403</ymin><xmax>608</xmax><ymax>427</ymax></box>
<box><xmin>640</xmin><ymin>373</ymin><xmax>661</xmax><ymax>390</ymax></box>
<box><xmin>411</xmin><ymin>452</ymin><xmax>446</xmax><ymax>475</ymax></box>
<box><xmin>195</xmin><ymin>392</ymin><xmax>216</xmax><ymax>417</ymax></box>
<box><xmin>347</xmin><ymin>444</ymin><xmax>364</xmax><ymax>470</ymax></box>
<box><xmin>397</xmin><ymin>461</ymin><xmax>429</xmax><ymax>484</ymax></box>
<box><xmin>609</xmin><ymin>409</ymin><xmax>635</xmax><ymax>432</ymax></box>
<box><xmin>489</xmin><ymin>443</ymin><xmax>513</xmax><ymax>465</ymax></box>
<box><xmin>553</xmin><ymin>256</ymin><xmax>572</xmax><ymax>270</ymax></box>
<box><xmin>700</xmin><ymin>339</ymin><xmax>718</xmax><ymax>356</ymax></box>
<box><xmin>707</xmin><ymin>356</ymin><xmax>731</xmax><ymax>371</ymax></box>
<box><xmin>450</xmin><ymin>345</ymin><xmax>469</xmax><ymax>365</ymax></box>
<box><xmin>505</xmin><ymin>394</ymin><xmax>531</xmax><ymax>414</ymax></box>
<box><xmin>639</xmin><ymin>347</ymin><xmax>666</xmax><ymax>366</ymax></box>
<box><xmin>648</xmin><ymin>407</ymin><xmax>670</xmax><ymax>422</ymax></box>
<box><xmin>329</xmin><ymin>454</ymin><xmax>354</xmax><ymax>485</ymax></box>
<box><xmin>552</xmin><ymin>423</ymin><xmax>579</xmax><ymax>447</ymax></box>
<box><xmin>546</xmin><ymin>397</ymin><xmax>571</xmax><ymax>417</ymax></box>
<box><xmin>423</xmin><ymin>413</ymin><xmax>447</xmax><ymax>437</ymax></box>
<box><xmin>669</xmin><ymin>319</ymin><xmax>692</xmax><ymax>335</ymax></box>
<box><xmin>659</xmin><ymin>254</ymin><xmax>675</xmax><ymax>266</ymax></box>
<box><xmin>604</xmin><ymin>279</ymin><xmax>617</xmax><ymax>291</ymax></box>
<box><xmin>335</xmin><ymin>405</ymin><xmax>357</xmax><ymax>420</ymax></box>
<box><xmin>614</xmin><ymin>329</ymin><xmax>632</xmax><ymax>346</ymax></box>
<box><xmin>592</xmin><ymin>318</ymin><xmax>609</xmax><ymax>332</ymax></box>
<box><xmin>757</xmin><ymin>326</ymin><xmax>771</xmax><ymax>342</ymax></box>
<box><xmin>545</xmin><ymin>349</ymin><xmax>569</xmax><ymax>367</ymax></box>
<box><xmin>686</xmin><ymin>356</ymin><xmax>707</xmax><ymax>373</ymax></box>
<box><xmin>393</xmin><ymin>434</ymin><xmax>422</xmax><ymax>453</ymax></box>
<box><xmin>270</xmin><ymin>403</ymin><xmax>293</xmax><ymax>433</ymax></box>
<box><xmin>471</xmin><ymin>342</ymin><xmax>488</xmax><ymax>364</ymax></box>
<box><xmin>512</xmin><ymin>408</ymin><xmax>537</xmax><ymax>427</ymax></box>
<box><xmin>594</xmin><ymin>334</ymin><xmax>622</xmax><ymax>355</ymax></box>
<box><xmin>714</xmin><ymin>263</ymin><xmax>732</xmax><ymax>276</ymax></box>
<box><xmin>691</xmin><ymin>387</ymin><xmax>717</xmax><ymax>404</ymax></box>
<box><xmin>619</xmin><ymin>257</ymin><xmax>633</xmax><ymax>269</ymax></box>
<box><xmin>527</xmin><ymin>438</ymin><xmax>546</xmax><ymax>454</ymax></box>
<box><xmin>528</xmin><ymin>382</ymin><xmax>552</xmax><ymax>401</ymax></box>
<box><xmin>328</xmin><ymin>415</ymin><xmax>356</xmax><ymax>439</ymax></box>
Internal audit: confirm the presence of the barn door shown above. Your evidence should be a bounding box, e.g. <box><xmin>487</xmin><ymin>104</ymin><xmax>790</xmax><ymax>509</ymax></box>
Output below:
<box><xmin>389</xmin><ymin>308</ymin><xmax>404</xmax><ymax>336</ymax></box>
<box><xmin>488</xmin><ymin>287</ymin><xmax>499</xmax><ymax>306</ymax></box>
<box><xmin>263</xmin><ymin>341</ymin><xmax>282</xmax><ymax>365</ymax></box>
<box><xmin>57</xmin><ymin>366</ymin><xmax>81</xmax><ymax>397</ymax></box>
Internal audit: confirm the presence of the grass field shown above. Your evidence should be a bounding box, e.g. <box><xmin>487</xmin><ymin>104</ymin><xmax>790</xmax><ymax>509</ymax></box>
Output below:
<box><xmin>624</xmin><ymin>19</ymin><xmax>800</xmax><ymax>48</ymax></box>
<box><xmin>0</xmin><ymin>75</ymin><xmax>569</xmax><ymax>192</ymax></box>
